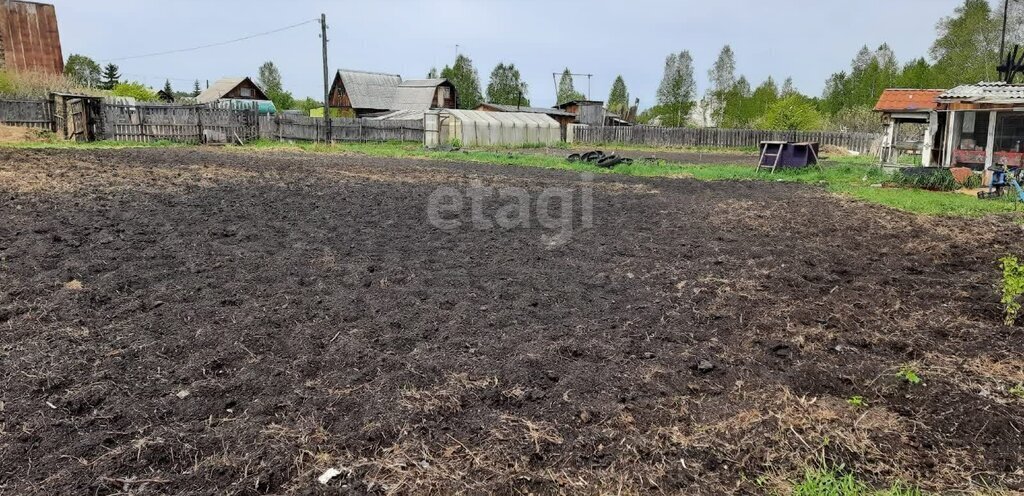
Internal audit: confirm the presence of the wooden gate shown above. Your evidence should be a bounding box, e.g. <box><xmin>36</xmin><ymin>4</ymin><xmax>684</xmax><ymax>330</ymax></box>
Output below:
<box><xmin>67</xmin><ymin>99</ymin><xmax>87</xmax><ymax>141</ymax></box>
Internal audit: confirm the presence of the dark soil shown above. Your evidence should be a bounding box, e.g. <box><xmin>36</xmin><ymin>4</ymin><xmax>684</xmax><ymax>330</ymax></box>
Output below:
<box><xmin>1</xmin><ymin>147</ymin><xmax>1022</xmax><ymax>495</ymax></box>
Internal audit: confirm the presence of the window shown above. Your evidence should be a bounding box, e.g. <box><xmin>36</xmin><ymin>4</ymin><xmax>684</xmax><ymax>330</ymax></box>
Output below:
<box><xmin>240</xmin><ymin>87</ymin><xmax>254</xmax><ymax>98</ymax></box>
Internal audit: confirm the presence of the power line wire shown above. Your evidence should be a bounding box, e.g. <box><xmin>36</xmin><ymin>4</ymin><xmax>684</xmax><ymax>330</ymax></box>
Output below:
<box><xmin>101</xmin><ymin>18</ymin><xmax>319</xmax><ymax>62</ymax></box>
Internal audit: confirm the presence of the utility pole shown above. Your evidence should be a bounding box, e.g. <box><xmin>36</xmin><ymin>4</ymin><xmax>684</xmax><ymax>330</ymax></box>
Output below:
<box><xmin>1002</xmin><ymin>0</ymin><xmax>1011</xmax><ymax>64</ymax></box>
<box><xmin>320</xmin><ymin>13</ymin><xmax>331</xmax><ymax>144</ymax></box>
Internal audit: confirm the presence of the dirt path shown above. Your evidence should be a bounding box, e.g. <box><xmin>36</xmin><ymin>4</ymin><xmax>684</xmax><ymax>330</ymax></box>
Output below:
<box><xmin>0</xmin><ymin>148</ymin><xmax>1021</xmax><ymax>495</ymax></box>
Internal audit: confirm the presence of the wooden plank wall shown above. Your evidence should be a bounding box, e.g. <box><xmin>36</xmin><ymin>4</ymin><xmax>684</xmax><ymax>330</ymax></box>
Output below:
<box><xmin>573</xmin><ymin>126</ymin><xmax>882</xmax><ymax>154</ymax></box>
<box><xmin>101</xmin><ymin>104</ymin><xmax>258</xmax><ymax>143</ymax></box>
<box><xmin>259</xmin><ymin>115</ymin><xmax>425</xmax><ymax>143</ymax></box>
<box><xmin>0</xmin><ymin>98</ymin><xmax>54</xmax><ymax>129</ymax></box>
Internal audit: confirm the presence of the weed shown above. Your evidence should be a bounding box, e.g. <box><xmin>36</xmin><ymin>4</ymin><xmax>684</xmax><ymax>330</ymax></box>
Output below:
<box><xmin>889</xmin><ymin>168</ymin><xmax>960</xmax><ymax>191</ymax></box>
<box><xmin>448</xmin><ymin>137</ymin><xmax>462</xmax><ymax>149</ymax></box>
<box><xmin>897</xmin><ymin>364</ymin><xmax>922</xmax><ymax>385</ymax></box>
<box><xmin>999</xmin><ymin>255</ymin><xmax>1024</xmax><ymax>325</ymax></box>
<box><xmin>1011</xmin><ymin>383</ymin><xmax>1024</xmax><ymax>399</ymax></box>
<box><xmin>793</xmin><ymin>466</ymin><xmax>922</xmax><ymax>496</ymax></box>
<box><xmin>847</xmin><ymin>396</ymin><xmax>867</xmax><ymax>408</ymax></box>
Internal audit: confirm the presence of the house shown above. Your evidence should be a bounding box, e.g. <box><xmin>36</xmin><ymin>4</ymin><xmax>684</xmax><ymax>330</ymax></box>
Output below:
<box><xmin>0</xmin><ymin>1</ymin><xmax>63</xmax><ymax>74</ymax></box>
<box><xmin>328</xmin><ymin>69</ymin><xmax>458</xmax><ymax>117</ymax></box>
<box><xmin>873</xmin><ymin>89</ymin><xmax>945</xmax><ymax>167</ymax></box>
<box><xmin>196</xmin><ymin>77</ymin><xmax>276</xmax><ymax>114</ymax></box>
<box><xmin>475</xmin><ymin>102</ymin><xmax>576</xmax><ymax>139</ymax></box>
<box><xmin>556</xmin><ymin>100</ymin><xmax>605</xmax><ymax>126</ymax></box>
<box><xmin>936</xmin><ymin>82</ymin><xmax>1024</xmax><ymax>176</ymax></box>
<box><xmin>156</xmin><ymin>90</ymin><xmax>174</xmax><ymax>103</ymax></box>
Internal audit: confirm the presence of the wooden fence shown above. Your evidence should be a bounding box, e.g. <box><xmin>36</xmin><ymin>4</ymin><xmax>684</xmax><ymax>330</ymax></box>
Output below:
<box><xmin>101</xmin><ymin>104</ymin><xmax>259</xmax><ymax>143</ymax></box>
<box><xmin>572</xmin><ymin>125</ymin><xmax>882</xmax><ymax>154</ymax></box>
<box><xmin>259</xmin><ymin>114</ymin><xmax>425</xmax><ymax>143</ymax></box>
<box><xmin>0</xmin><ymin>98</ymin><xmax>54</xmax><ymax>129</ymax></box>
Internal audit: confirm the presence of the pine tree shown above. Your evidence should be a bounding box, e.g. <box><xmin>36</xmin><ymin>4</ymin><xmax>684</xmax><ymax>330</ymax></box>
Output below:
<box><xmin>163</xmin><ymin>79</ymin><xmax>173</xmax><ymax>95</ymax></box>
<box><xmin>193</xmin><ymin>80</ymin><xmax>202</xmax><ymax>97</ymax></box>
<box><xmin>441</xmin><ymin>54</ymin><xmax>483</xmax><ymax>109</ymax></box>
<box><xmin>486</xmin><ymin>63</ymin><xmax>529</xmax><ymax>106</ymax></box>
<box><xmin>557</xmin><ymin>68</ymin><xmax>586</xmax><ymax>105</ymax></box>
<box><xmin>427</xmin><ymin>67</ymin><xmax>439</xmax><ymax>79</ymax></box>
<box><xmin>100</xmin><ymin>63</ymin><xmax>120</xmax><ymax>90</ymax></box>
<box><xmin>607</xmin><ymin>75</ymin><xmax>629</xmax><ymax>116</ymax></box>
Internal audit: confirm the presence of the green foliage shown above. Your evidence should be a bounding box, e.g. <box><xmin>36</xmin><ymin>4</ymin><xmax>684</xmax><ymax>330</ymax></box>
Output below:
<box><xmin>607</xmin><ymin>75</ymin><xmax>629</xmax><ymax>116</ymax></box>
<box><xmin>826</xmin><ymin>106</ymin><xmax>882</xmax><ymax>133</ymax></box>
<box><xmin>1010</xmin><ymin>383</ymin><xmax>1024</xmax><ymax>399</ymax></box>
<box><xmin>193</xmin><ymin>79</ymin><xmax>201</xmax><ymax>97</ymax></box>
<box><xmin>267</xmin><ymin>88</ymin><xmax>295</xmax><ymax>111</ymax></box>
<box><xmin>929</xmin><ymin>0</ymin><xmax>999</xmax><ymax>88</ymax></box>
<box><xmin>847</xmin><ymin>396</ymin><xmax>866</xmax><ymax>408</ymax></box>
<box><xmin>897</xmin><ymin>364</ymin><xmax>922</xmax><ymax>385</ymax></box>
<box><xmin>427</xmin><ymin>67</ymin><xmax>439</xmax><ymax>79</ymax></box>
<box><xmin>162</xmin><ymin>79</ymin><xmax>173</xmax><ymax>95</ymax></box>
<box><xmin>557</xmin><ymin>68</ymin><xmax>585</xmax><ymax>105</ymax></box>
<box><xmin>1000</xmin><ymin>255</ymin><xmax>1024</xmax><ymax>325</ymax></box>
<box><xmin>756</xmin><ymin>95</ymin><xmax>823</xmax><ymax>131</ymax></box>
<box><xmin>485</xmin><ymin>62</ymin><xmax>529</xmax><ymax>106</ymax></box>
<box><xmin>793</xmin><ymin>467</ymin><xmax>922</xmax><ymax>496</ymax></box>
<box><xmin>64</xmin><ymin>54</ymin><xmax>101</xmax><ymax>88</ymax></box>
<box><xmin>448</xmin><ymin>137</ymin><xmax>462</xmax><ymax>149</ymax></box>
<box><xmin>100</xmin><ymin>63</ymin><xmax>120</xmax><ymax>90</ymax></box>
<box><xmin>889</xmin><ymin>169</ymin><xmax>961</xmax><ymax>191</ymax></box>
<box><xmin>111</xmin><ymin>81</ymin><xmax>157</xmax><ymax>102</ymax></box>
<box><xmin>258</xmin><ymin>61</ymin><xmax>283</xmax><ymax>93</ymax></box>
<box><xmin>441</xmin><ymin>54</ymin><xmax>483</xmax><ymax>109</ymax></box>
<box><xmin>655</xmin><ymin>51</ymin><xmax>696</xmax><ymax>126</ymax></box>
<box><xmin>296</xmin><ymin>97</ymin><xmax>323</xmax><ymax>113</ymax></box>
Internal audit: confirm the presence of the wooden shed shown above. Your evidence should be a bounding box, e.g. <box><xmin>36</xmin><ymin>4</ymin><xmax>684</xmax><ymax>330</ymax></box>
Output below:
<box><xmin>329</xmin><ymin>69</ymin><xmax>458</xmax><ymax>117</ymax></box>
<box><xmin>0</xmin><ymin>1</ymin><xmax>63</xmax><ymax>75</ymax></box>
<box><xmin>873</xmin><ymin>89</ymin><xmax>945</xmax><ymax>167</ymax></box>
<box><xmin>936</xmin><ymin>82</ymin><xmax>1024</xmax><ymax>178</ymax></box>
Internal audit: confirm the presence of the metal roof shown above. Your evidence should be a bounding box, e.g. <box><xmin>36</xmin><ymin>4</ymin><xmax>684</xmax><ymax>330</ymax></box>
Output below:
<box><xmin>195</xmin><ymin>77</ymin><xmax>267</xmax><ymax>104</ymax></box>
<box><xmin>391</xmin><ymin>79</ymin><xmax>450</xmax><ymax>110</ymax></box>
<box><xmin>939</xmin><ymin>81</ymin><xmax>1024</xmax><ymax>103</ymax></box>
<box><xmin>873</xmin><ymin>89</ymin><xmax>944</xmax><ymax>112</ymax></box>
<box><xmin>476</xmin><ymin>102</ymin><xmax>575</xmax><ymax>117</ymax></box>
<box><xmin>337</xmin><ymin>69</ymin><xmax>402</xmax><ymax>110</ymax></box>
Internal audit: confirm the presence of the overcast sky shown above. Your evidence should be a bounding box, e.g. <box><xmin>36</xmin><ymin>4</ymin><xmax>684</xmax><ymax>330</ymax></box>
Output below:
<box><xmin>51</xmin><ymin>0</ymin><xmax>970</xmax><ymax>108</ymax></box>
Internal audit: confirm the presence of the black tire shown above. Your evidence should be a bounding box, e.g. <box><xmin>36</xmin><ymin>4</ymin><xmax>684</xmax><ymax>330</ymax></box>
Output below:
<box><xmin>581</xmin><ymin>151</ymin><xmax>604</xmax><ymax>163</ymax></box>
<box><xmin>597</xmin><ymin>156</ymin><xmax>625</xmax><ymax>168</ymax></box>
<box><xmin>566</xmin><ymin>153</ymin><xmax>581</xmax><ymax>162</ymax></box>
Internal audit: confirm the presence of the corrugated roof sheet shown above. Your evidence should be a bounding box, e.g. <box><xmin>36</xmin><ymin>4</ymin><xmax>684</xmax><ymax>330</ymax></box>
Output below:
<box><xmin>939</xmin><ymin>81</ymin><xmax>1024</xmax><ymax>102</ymax></box>
<box><xmin>873</xmin><ymin>89</ymin><xmax>944</xmax><ymax>112</ymax></box>
<box><xmin>391</xmin><ymin>79</ymin><xmax>446</xmax><ymax>111</ymax></box>
<box><xmin>476</xmin><ymin>103</ymin><xmax>575</xmax><ymax>117</ymax></box>
<box><xmin>196</xmin><ymin>77</ymin><xmax>267</xmax><ymax>104</ymax></box>
<box><xmin>337</xmin><ymin>69</ymin><xmax>402</xmax><ymax>110</ymax></box>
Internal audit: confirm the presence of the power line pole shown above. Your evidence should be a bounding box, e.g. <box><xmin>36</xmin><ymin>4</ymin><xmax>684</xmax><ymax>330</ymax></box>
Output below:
<box><xmin>320</xmin><ymin>13</ymin><xmax>331</xmax><ymax>144</ymax></box>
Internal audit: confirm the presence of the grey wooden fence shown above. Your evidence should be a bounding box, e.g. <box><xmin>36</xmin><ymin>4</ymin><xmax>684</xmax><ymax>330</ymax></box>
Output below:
<box><xmin>101</xmin><ymin>103</ymin><xmax>258</xmax><ymax>143</ymax></box>
<box><xmin>0</xmin><ymin>98</ymin><xmax>54</xmax><ymax>129</ymax></box>
<box><xmin>259</xmin><ymin>114</ymin><xmax>424</xmax><ymax>143</ymax></box>
<box><xmin>572</xmin><ymin>125</ymin><xmax>882</xmax><ymax>154</ymax></box>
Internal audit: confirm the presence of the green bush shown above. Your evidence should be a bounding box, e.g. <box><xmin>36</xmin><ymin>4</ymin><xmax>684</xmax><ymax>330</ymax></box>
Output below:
<box><xmin>112</xmin><ymin>81</ymin><xmax>158</xmax><ymax>102</ymax></box>
<box><xmin>756</xmin><ymin>95</ymin><xmax>823</xmax><ymax>131</ymax></box>
<box><xmin>1000</xmin><ymin>255</ymin><xmax>1024</xmax><ymax>325</ymax></box>
<box><xmin>889</xmin><ymin>169</ymin><xmax>960</xmax><ymax>191</ymax></box>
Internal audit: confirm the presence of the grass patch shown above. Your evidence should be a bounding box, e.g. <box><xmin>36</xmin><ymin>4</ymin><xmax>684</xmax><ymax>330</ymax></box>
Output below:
<box><xmin>793</xmin><ymin>467</ymin><xmax>922</xmax><ymax>496</ymax></box>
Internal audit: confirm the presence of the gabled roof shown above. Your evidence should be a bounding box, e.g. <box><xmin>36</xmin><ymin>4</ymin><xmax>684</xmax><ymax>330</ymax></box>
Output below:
<box><xmin>555</xmin><ymin>100</ymin><xmax>603</xmax><ymax>110</ymax></box>
<box><xmin>874</xmin><ymin>89</ymin><xmax>944</xmax><ymax>112</ymax></box>
<box><xmin>392</xmin><ymin>78</ymin><xmax>451</xmax><ymax>110</ymax></box>
<box><xmin>939</xmin><ymin>81</ymin><xmax>1024</xmax><ymax>103</ymax></box>
<box><xmin>337</xmin><ymin>69</ymin><xmax>402</xmax><ymax>110</ymax></box>
<box><xmin>476</xmin><ymin>102</ymin><xmax>575</xmax><ymax>117</ymax></box>
<box><xmin>196</xmin><ymin>77</ymin><xmax>267</xmax><ymax>104</ymax></box>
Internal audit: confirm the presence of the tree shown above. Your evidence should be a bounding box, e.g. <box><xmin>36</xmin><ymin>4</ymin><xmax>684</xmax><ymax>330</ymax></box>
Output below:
<box><xmin>706</xmin><ymin>45</ymin><xmax>736</xmax><ymax>124</ymax></box>
<box><xmin>557</xmin><ymin>68</ymin><xmax>585</xmax><ymax>105</ymax></box>
<box><xmin>607</xmin><ymin>75</ymin><xmax>629</xmax><ymax>115</ymax></box>
<box><xmin>193</xmin><ymin>80</ymin><xmax>202</xmax><ymax>97</ymax></box>
<box><xmin>749</xmin><ymin>77</ymin><xmax>780</xmax><ymax>121</ymax></box>
<box><xmin>757</xmin><ymin>95</ymin><xmax>823</xmax><ymax>131</ymax></box>
<box><xmin>655</xmin><ymin>51</ymin><xmax>697</xmax><ymax>127</ymax></box>
<box><xmin>720</xmin><ymin>76</ymin><xmax>755</xmax><ymax>128</ymax></box>
<box><xmin>111</xmin><ymin>81</ymin><xmax>157</xmax><ymax>102</ymax></box>
<box><xmin>780</xmin><ymin>77</ymin><xmax>796</xmax><ymax>97</ymax></box>
<box><xmin>63</xmin><ymin>54</ymin><xmax>101</xmax><ymax>88</ymax></box>
<box><xmin>896</xmin><ymin>58</ymin><xmax>934</xmax><ymax>89</ymax></box>
<box><xmin>427</xmin><ymin>67</ymin><xmax>439</xmax><ymax>79</ymax></box>
<box><xmin>258</xmin><ymin>61</ymin><xmax>283</xmax><ymax>93</ymax></box>
<box><xmin>930</xmin><ymin>0</ymin><xmax>999</xmax><ymax>87</ymax></box>
<box><xmin>100</xmin><ymin>63</ymin><xmax>120</xmax><ymax>90</ymax></box>
<box><xmin>296</xmin><ymin>97</ymin><xmax>323</xmax><ymax>113</ymax></box>
<box><xmin>486</xmin><ymin>62</ymin><xmax>529</xmax><ymax>106</ymax></box>
<box><xmin>441</xmin><ymin>54</ymin><xmax>483</xmax><ymax>109</ymax></box>
<box><xmin>163</xmin><ymin>79</ymin><xmax>173</xmax><ymax>95</ymax></box>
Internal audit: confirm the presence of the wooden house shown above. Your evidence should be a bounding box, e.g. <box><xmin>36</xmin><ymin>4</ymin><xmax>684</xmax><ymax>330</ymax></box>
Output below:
<box><xmin>196</xmin><ymin>77</ymin><xmax>269</xmax><ymax>104</ymax></box>
<box><xmin>328</xmin><ymin>69</ymin><xmax>457</xmax><ymax>117</ymax></box>
<box><xmin>936</xmin><ymin>82</ymin><xmax>1024</xmax><ymax>174</ymax></box>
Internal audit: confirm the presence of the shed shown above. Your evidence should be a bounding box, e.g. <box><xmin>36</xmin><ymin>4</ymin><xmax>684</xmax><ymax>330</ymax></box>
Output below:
<box><xmin>196</xmin><ymin>77</ymin><xmax>269</xmax><ymax>104</ymax></box>
<box><xmin>936</xmin><ymin>82</ymin><xmax>1024</xmax><ymax>176</ymax></box>
<box><xmin>429</xmin><ymin>109</ymin><xmax>560</xmax><ymax>147</ymax></box>
<box><xmin>329</xmin><ymin>69</ymin><xmax>457</xmax><ymax>117</ymax></box>
<box><xmin>556</xmin><ymin>100</ymin><xmax>605</xmax><ymax>126</ymax></box>
<box><xmin>475</xmin><ymin>102</ymin><xmax>576</xmax><ymax>140</ymax></box>
<box><xmin>873</xmin><ymin>89</ymin><xmax>944</xmax><ymax>166</ymax></box>
<box><xmin>0</xmin><ymin>1</ymin><xmax>63</xmax><ymax>74</ymax></box>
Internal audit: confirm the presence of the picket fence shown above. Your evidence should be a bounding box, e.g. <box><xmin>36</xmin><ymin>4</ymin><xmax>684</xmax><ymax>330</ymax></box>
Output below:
<box><xmin>258</xmin><ymin>114</ymin><xmax>425</xmax><ymax>143</ymax></box>
<box><xmin>572</xmin><ymin>125</ymin><xmax>882</xmax><ymax>154</ymax></box>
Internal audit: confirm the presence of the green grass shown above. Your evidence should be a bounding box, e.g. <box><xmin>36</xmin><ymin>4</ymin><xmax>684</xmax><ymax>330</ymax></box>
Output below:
<box><xmin>7</xmin><ymin>138</ymin><xmax>1023</xmax><ymax>218</ymax></box>
<box><xmin>3</xmin><ymin>138</ymin><xmax>190</xmax><ymax>150</ymax></box>
<box><xmin>793</xmin><ymin>468</ymin><xmax>922</xmax><ymax>496</ymax></box>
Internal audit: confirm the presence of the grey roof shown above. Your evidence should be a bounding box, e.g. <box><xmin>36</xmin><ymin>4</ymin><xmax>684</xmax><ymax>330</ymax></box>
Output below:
<box><xmin>392</xmin><ymin>79</ymin><xmax>448</xmax><ymax>110</ymax></box>
<box><xmin>337</xmin><ymin>69</ymin><xmax>402</xmax><ymax>110</ymax></box>
<box><xmin>939</xmin><ymin>81</ymin><xmax>1024</xmax><ymax>103</ymax></box>
<box><xmin>196</xmin><ymin>77</ymin><xmax>265</xmax><ymax>104</ymax></box>
<box><xmin>477</xmin><ymin>102</ymin><xmax>574</xmax><ymax>117</ymax></box>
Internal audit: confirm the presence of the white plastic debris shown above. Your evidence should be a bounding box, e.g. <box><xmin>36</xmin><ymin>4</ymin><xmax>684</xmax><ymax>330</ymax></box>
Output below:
<box><xmin>175</xmin><ymin>390</ymin><xmax>190</xmax><ymax>399</ymax></box>
<box><xmin>318</xmin><ymin>468</ymin><xmax>342</xmax><ymax>485</ymax></box>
